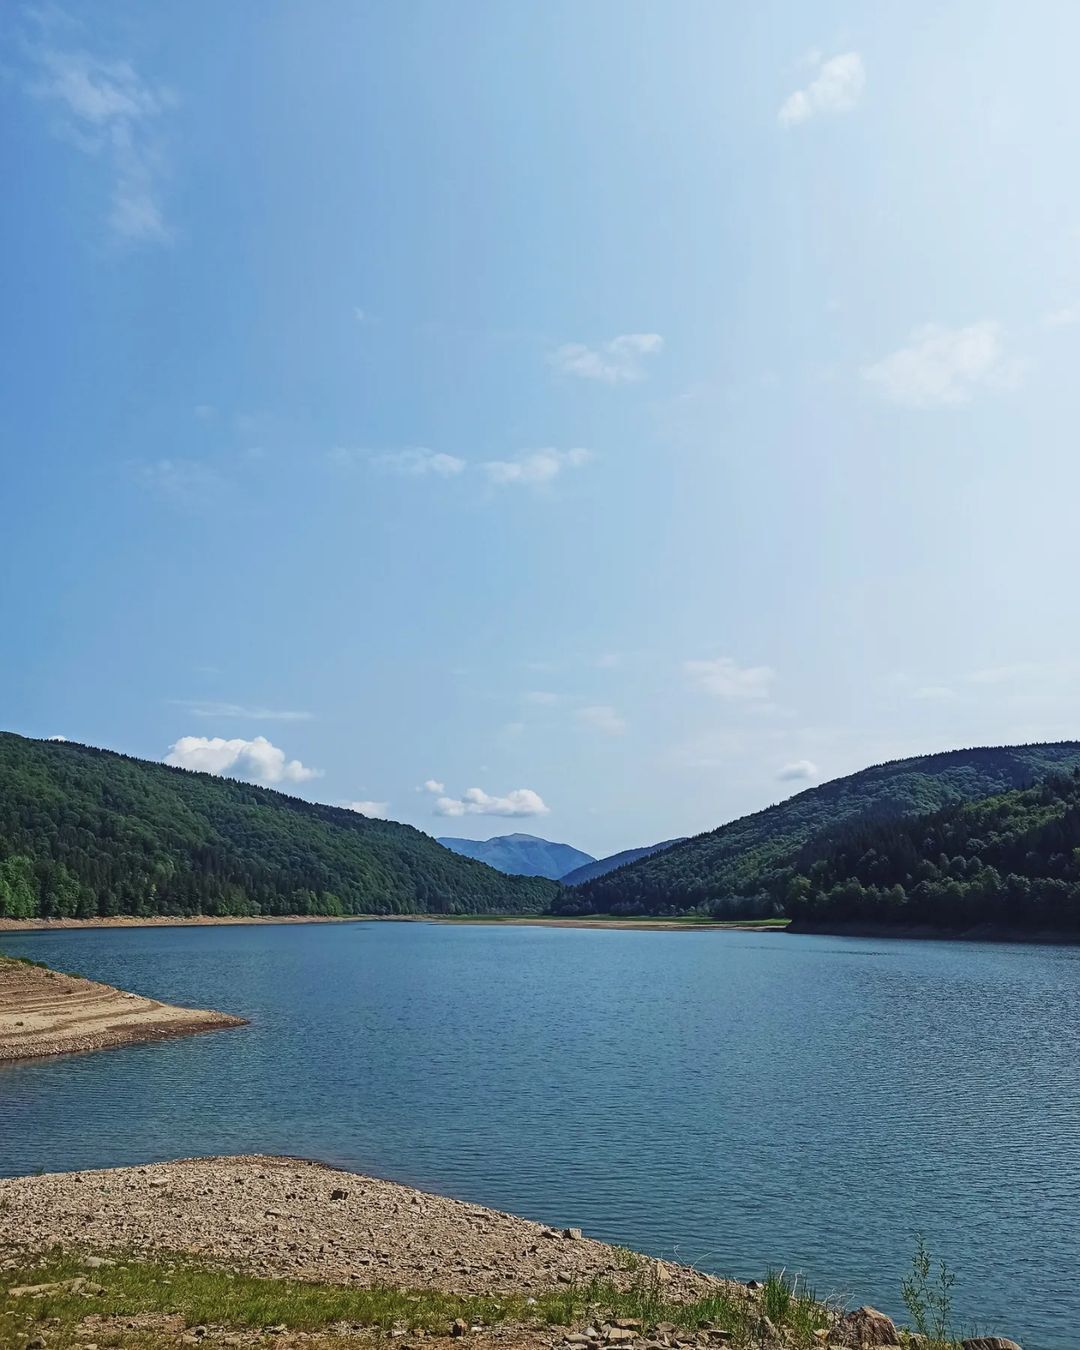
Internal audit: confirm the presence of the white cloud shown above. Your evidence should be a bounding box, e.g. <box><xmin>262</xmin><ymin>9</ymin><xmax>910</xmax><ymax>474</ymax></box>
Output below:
<box><xmin>482</xmin><ymin>448</ymin><xmax>591</xmax><ymax>487</ymax></box>
<box><xmin>29</xmin><ymin>47</ymin><xmax>174</xmax><ymax>243</ymax></box>
<box><xmin>550</xmin><ymin>333</ymin><xmax>663</xmax><ymax>384</ymax></box>
<box><xmin>170</xmin><ymin>700</ymin><xmax>312</xmax><ymax>722</ymax></box>
<box><xmin>684</xmin><ymin>657</ymin><xmax>775</xmax><ymax>701</ymax></box>
<box><xmin>433</xmin><ymin>787</ymin><xmax>550</xmax><ymax>818</ymax></box>
<box><xmin>372</xmin><ymin>449</ymin><xmax>465</xmax><ymax>477</ymax></box>
<box><xmin>421</xmin><ymin>779</ymin><xmax>446</xmax><ymax>794</ymax></box>
<box><xmin>343</xmin><ymin>800</ymin><xmax>389</xmax><ymax>819</ymax></box>
<box><xmin>779</xmin><ymin>52</ymin><xmax>865</xmax><ymax>126</ymax></box>
<box><xmin>47</xmin><ymin>734</ymin><xmax>68</xmax><ymax>742</ymax></box>
<box><xmin>165</xmin><ymin>735</ymin><xmax>321</xmax><ymax>785</ymax></box>
<box><xmin>862</xmin><ymin>322</ymin><xmax>1019</xmax><ymax>408</ymax></box>
<box><xmin>777</xmin><ymin>759</ymin><xmax>818</xmax><ymax>782</ymax></box>
<box><xmin>576</xmin><ymin>704</ymin><xmax>627</xmax><ymax>735</ymax></box>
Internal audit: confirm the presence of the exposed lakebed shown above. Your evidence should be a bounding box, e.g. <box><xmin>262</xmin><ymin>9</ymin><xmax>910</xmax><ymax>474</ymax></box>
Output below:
<box><xmin>1</xmin><ymin>921</ymin><xmax>1076</xmax><ymax>1349</ymax></box>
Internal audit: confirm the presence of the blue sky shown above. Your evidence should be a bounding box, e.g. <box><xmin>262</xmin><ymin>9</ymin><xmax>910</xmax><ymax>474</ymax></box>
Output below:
<box><xmin>4</xmin><ymin>1</ymin><xmax>1080</xmax><ymax>857</ymax></box>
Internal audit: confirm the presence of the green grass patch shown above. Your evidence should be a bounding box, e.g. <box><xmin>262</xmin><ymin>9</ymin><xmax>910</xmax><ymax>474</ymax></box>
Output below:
<box><xmin>0</xmin><ymin>1249</ymin><xmax>836</xmax><ymax>1349</ymax></box>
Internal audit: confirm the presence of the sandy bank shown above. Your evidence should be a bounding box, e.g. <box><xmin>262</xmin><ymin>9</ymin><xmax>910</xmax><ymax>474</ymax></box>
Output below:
<box><xmin>0</xmin><ymin>959</ymin><xmax>247</xmax><ymax>1062</ymax></box>
<box><xmin>0</xmin><ymin>1155</ymin><xmax>727</xmax><ymax>1301</ymax></box>
<box><xmin>0</xmin><ymin>914</ymin><xmax>372</xmax><ymax>932</ymax></box>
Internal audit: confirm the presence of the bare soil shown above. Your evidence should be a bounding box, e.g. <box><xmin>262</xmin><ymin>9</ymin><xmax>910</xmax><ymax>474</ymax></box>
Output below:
<box><xmin>0</xmin><ymin>959</ymin><xmax>247</xmax><ymax>1061</ymax></box>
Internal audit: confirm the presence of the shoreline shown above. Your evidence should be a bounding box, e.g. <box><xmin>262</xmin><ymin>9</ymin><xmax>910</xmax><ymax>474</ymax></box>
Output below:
<box><xmin>0</xmin><ymin>914</ymin><xmax>788</xmax><ymax>934</ymax></box>
<box><xmin>0</xmin><ymin>957</ymin><xmax>247</xmax><ymax>1062</ymax></box>
<box><xmin>790</xmin><ymin>918</ymin><xmax>1080</xmax><ymax>945</ymax></box>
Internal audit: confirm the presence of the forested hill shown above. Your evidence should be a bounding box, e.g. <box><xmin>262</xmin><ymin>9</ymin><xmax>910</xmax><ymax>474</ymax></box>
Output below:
<box><xmin>785</xmin><ymin>773</ymin><xmax>1080</xmax><ymax>932</ymax></box>
<box><xmin>0</xmin><ymin>733</ymin><xmax>557</xmax><ymax>919</ymax></box>
<box><xmin>558</xmin><ymin>743</ymin><xmax>1080</xmax><ymax>917</ymax></box>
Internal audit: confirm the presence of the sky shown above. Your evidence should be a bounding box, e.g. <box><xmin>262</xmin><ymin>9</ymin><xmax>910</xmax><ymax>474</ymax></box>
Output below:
<box><xmin>4</xmin><ymin>2</ymin><xmax>1080</xmax><ymax>858</ymax></box>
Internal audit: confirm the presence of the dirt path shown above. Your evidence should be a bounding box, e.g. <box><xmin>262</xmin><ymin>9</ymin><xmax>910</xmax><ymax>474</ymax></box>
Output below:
<box><xmin>0</xmin><ymin>958</ymin><xmax>246</xmax><ymax>1061</ymax></box>
<box><xmin>0</xmin><ymin>1155</ymin><xmax>729</xmax><ymax>1301</ymax></box>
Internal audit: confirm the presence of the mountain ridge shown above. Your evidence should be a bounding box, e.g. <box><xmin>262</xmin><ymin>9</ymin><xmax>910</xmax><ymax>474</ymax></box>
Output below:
<box><xmin>0</xmin><ymin>732</ymin><xmax>557</xmax><ymax>919</ymax></box>
<box><xmin>437</xmin><ymin>833</ymin><xmax>594</xmax><ymax>880</ymax></box>
<box><xmin>557</xmin><ymin>742</ymin><xmax>1080</xmax><ymax>917</ymax></box>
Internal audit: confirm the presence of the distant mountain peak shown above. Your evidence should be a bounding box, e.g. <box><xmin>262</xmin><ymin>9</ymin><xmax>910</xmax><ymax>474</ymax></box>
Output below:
<box><xmin>437</xmin><ymin>832</ymin><xmax>595</xmax><ymax>880</ymax></box>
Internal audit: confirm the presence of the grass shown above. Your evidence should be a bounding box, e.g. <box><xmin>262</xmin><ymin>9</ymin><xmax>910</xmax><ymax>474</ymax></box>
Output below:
<box><xmin>0</xmin><ymin>1250</ymin><xmax>835</xmax><ymax>1350</ymax></box>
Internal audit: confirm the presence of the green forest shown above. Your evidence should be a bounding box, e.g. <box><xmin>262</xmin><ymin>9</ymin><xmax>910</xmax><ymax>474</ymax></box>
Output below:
<box><xmin>558</xmin><ymin>743</ymin><xmax>1080</xmax><ymax>918</ymax></box>
<box><xmin>783</xmin><ymin>772</ymin><xmax>1080</xmax><ymax>932</ymax></box>
<box><xmin>0</xmin><ymin>733</ymin><xmax>557</xmax><ymax>919</ymax></box>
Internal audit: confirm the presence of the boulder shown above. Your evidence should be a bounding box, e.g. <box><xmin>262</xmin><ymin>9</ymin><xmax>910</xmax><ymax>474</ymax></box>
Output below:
<box><xmin>836</xmin><ymin>1306</ymin><xmax>901</xmax><ymax>1347</ymax></box>
<box><xmin>960</xmin><ymin>1340</ymin><xmax>1022</xmax><ymax>1350</ymax></box>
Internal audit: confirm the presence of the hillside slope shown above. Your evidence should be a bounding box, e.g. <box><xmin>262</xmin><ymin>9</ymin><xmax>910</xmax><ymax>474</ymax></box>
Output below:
<box><xmin>437</xmin><ymin>833</ymin><xmax>594</xmax><ymax>880</ymax></box>
<box><xmin>557</xmin><ymin>743</ymin><xmax>1080</xmax><ymax>917</ymax></box>
<box><xmin>561</xmin><ymin>838</ymin><xmax>685</xmax><ymax>887</ymax></box>
<box><xmin>0</xmin><ymin>733</ymin><xmax>557</xmax><ymax>919</ymax></box>
<box><xmin>786</xmin><ymin>772</ymin><xmax>1080</xmax><ymax>932</ymax></box>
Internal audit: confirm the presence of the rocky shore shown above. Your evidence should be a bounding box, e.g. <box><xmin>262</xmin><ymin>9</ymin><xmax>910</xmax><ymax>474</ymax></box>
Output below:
<box><xmin>0</xmin><ymin>1156</ymin><xmax>718</xmax><ymax>1300</ymax></box>
<box><xmin>0</xmin><ymin>957</ymin><xmax>246</xmax><ymax>1062</ymax></box>
<box><xmin>0</xmin><ymin>1157</ymin><xmax>1022</xmax><ymax>1349</ymax></box>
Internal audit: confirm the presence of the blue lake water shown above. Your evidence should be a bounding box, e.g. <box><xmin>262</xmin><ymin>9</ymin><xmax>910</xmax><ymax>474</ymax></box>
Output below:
<box><xmin>1</xmin><ymin>921</ymin><xmax>1077</xmax><ymax>1349</ymax></box>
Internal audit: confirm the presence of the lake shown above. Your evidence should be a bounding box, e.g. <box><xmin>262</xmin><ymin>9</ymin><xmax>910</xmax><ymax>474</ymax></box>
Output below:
<box><xmin>1</xmin><ymin>921</ymin><xmax>1076</xmax><ymax>1349</ymax></box>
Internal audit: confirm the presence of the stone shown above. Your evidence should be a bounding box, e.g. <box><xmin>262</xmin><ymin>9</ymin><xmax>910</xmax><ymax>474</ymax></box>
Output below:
<box><xmin>836</xmin><ymin>1307</ymin><xmax>901</xmax><ymax>1347</ymax></box>
<box><xmin>82</xmin><ymin>1258</ymin><xmax>110</xmax><ymax>1269</ymax></box>
<box><xmin>745</xmin><ymin>1280</ymin><xmax>763</xmax><ymax>1292</ymax></box>
<box><xmin>27</xmin><ymin>1339</ymin><xmax>48</xmax><ymax>1349</ymax></box>
<box><xmin>960</xmin><ymin>1341</ymin><xmax>1022</xmax><ymax>1350</ymax></box>
<box><xmin>605</xmin><ymin>1330</ymin><xmax>637</xmax><ymax>1344</ymax></box>
<box><xmin>564</xmin><ymin>1228</ymin><xmax>583</xmax><ymax>1241</ymax></box>
<box><xmin>330</xmin><ymin>1189</ymin><xmax>348</xmax><ymax>1201</ymax></box>
<box><xmin>450</xmin><ymin>1318</ymin><xmax>469</xmax><ymax>1337</ymax></box>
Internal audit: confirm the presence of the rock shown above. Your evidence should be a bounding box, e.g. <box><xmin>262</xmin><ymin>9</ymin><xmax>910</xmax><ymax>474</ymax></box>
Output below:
<box><xmin>564</xmin><ymin>1228</ymin><xmax>583</xmax><ymax>1241</ymax></box>
<box><xmin>450</xmin><ymin>1318</ymin><xmax>468</xmax><ymax>1337</ymax></box>
<box><xmin>836</xmin><ymin>1307</ymin><xmax>901</xmax><ymax>1347</ymax></box>
<box><xmin>26</xmin><ymin>1338</ymin><xmax>48</xmax><ymax>1349</ymax></box>
<box><xmin>745</xmin><ymin>1280</ymin><xmax>763</xmax><ymax>1292</ymax></box>
<box><xmin>614</xmin><ymin>1321</ymin><xmax>641</xmax><ymax>1331</ymax></box>
<box><xmin>565</xmin><ymin>1336</ymin><xmax>592</xmax><ymax>1346</ymax></box>
<box><xmin>264</xmin><ymin>1326</ymin><xmax>287</xmax><ymax>1335</ymax></box>
<box><xmin>330</xmin><ymin>1189</ymin><xmax>348</xmax><ymax>1201</ymax></box>
<box><xmin>82</xmin><ymin>1257</ymin><xmax>110</xmax><ymax>1269</ymax></box>
<box><xmin>147</xmin><ymin>1177</ymin><xmax>168</xmax><ymax>1188</ymax></box>
<box><xmin>605</xmin><ymin>1330</ymin><xmax>637</xmax><ymax>1344</ymax></box>
<box><xmin>960</xmin><ymin>1341</ymin><xmax>1022</xmax><ymax>1350</ymax></box>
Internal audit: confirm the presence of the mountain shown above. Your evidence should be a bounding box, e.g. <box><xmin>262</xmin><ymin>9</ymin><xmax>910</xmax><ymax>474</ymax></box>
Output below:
<box><xmin>0</xmin><ymin>733</ymin><xmax>558</xmax><ymax>920</ymax></box>
<box><xmin>560</xmin><ymin>838</ymin><xmax>686</xmax><ymax>886</ymax></box>
<box><xmin>786</xmin><ymin>771</ymin><xmax>1080</xmax><ymax>933</ymax></box>
<box><xmin>436</xmin><ymin>833</ymin><xmax>595</xmax><ymax>880</ymax></box>
<box><xmin>556</xmin><ymin>743</ymin><xmax>1080</xmax><ymax>918</ymax></box>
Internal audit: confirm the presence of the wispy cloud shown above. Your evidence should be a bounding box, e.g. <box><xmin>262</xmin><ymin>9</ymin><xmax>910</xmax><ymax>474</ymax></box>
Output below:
<box><xmin>433</xmin><ymin>786</ymin><xmax>550</xmax><ymax>818</ymax></box>
<box><xmin>343</xmin><ymin>800</ymin><xmax>389</xmax><ymax>819</ymax></box>
<box><xmin>170</xmin><ymin>700</ymin><xmax>313</xmax><ymax>723</ymax></box>
<box><xmin>165</xmin><ymin>735</ymin><xmax>321</xmax><ymax>785</ymax></box>
<box><xmin>420</xmin><ymin>779</ymin><xmax>446</xmax><ymax>794</ymax></box>
<box><xmin>684</xmin><ymin>657</ymin><xmax>775</xmax><ymax>701</ymax></box>
<box><xmin>482</xmin><ymin>448</ymin><xmax>592</xmax><ymax>488</ymax></box>
<box><xmin>131</xmin><ymin>458</ymin><xmax>223</xmax><ymax>504</ymax></box>
<box><xmin>862</xmin><ymin>322</ymin><xmax>1021</xmax><ymax>408</ymax></box>
<box><xmin>576</xmin><ymin>704</ymin><xmax>627</xmax><ymax>736</ymax></box>
<box><xmin>550</xmin><ymin>334</ymin><xmax>663</xmax><ymax>384</ymax></box>
<box><xmin>366</xmin><ymin>448</ymin><xmax>466</xmax><ymax>477</ymax></box>
<box><xmin>27</xmin><ymin>42</ymin><xmax>174</xmax><ymax>243</ymax></box>
<box><xmin>779</xmin><ymin>52</ymin><xmax>865</xmax><ymax>127</ymax></box>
